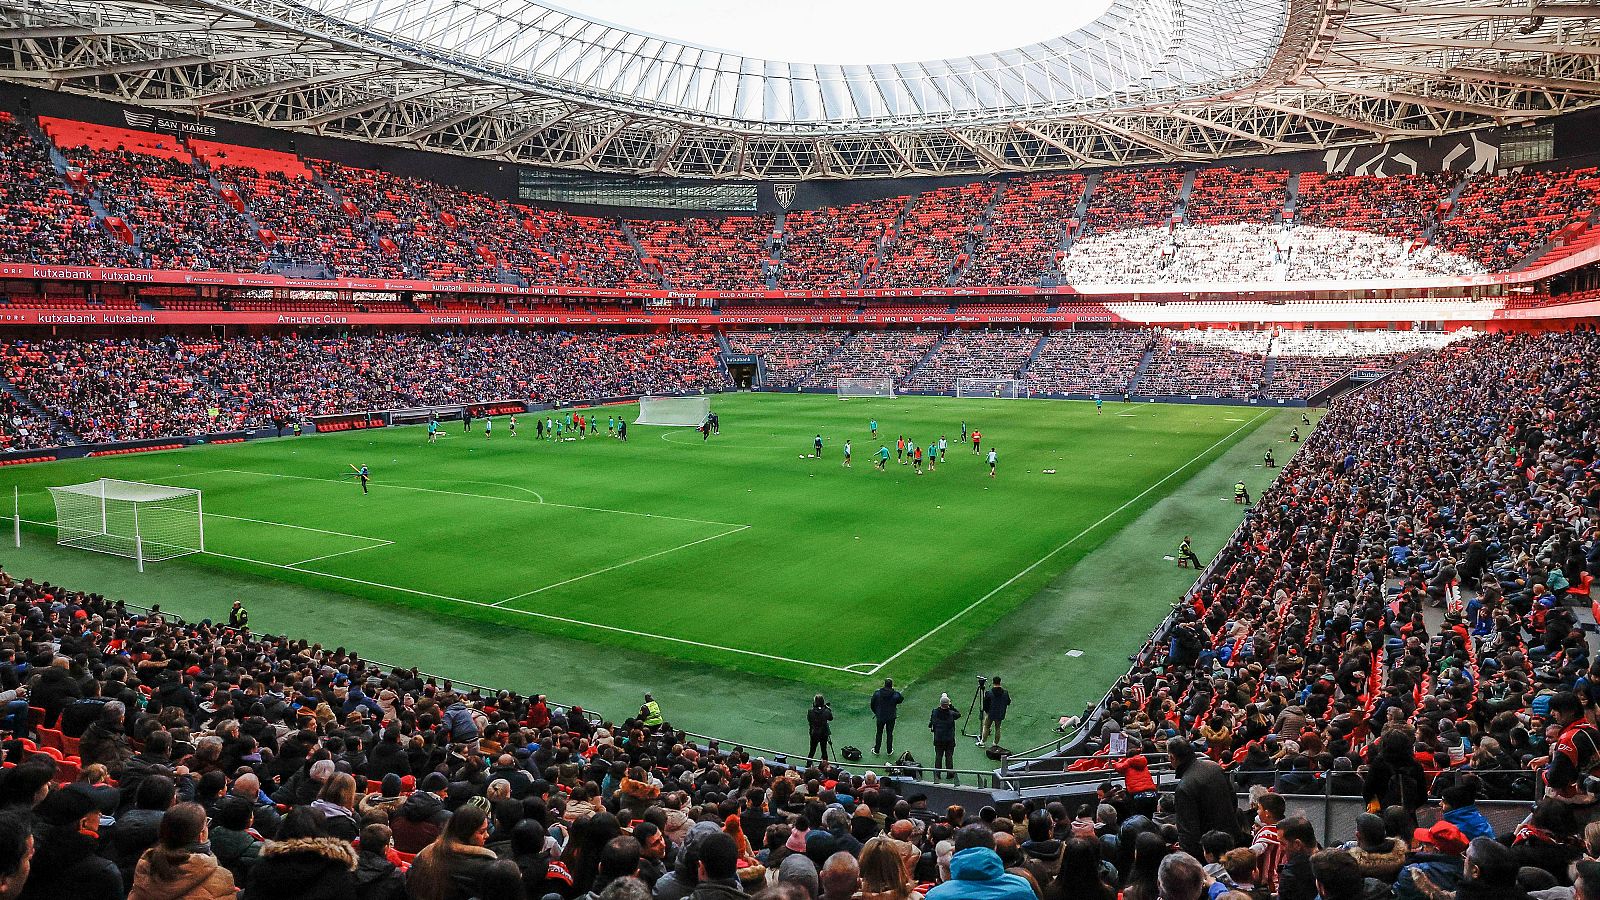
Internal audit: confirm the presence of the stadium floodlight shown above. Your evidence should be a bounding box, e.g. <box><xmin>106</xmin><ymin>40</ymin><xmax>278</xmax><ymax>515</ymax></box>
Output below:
<box><xmin>635</xmin><ymin>395</ymin><xmax>712</xmax><ymax>427</ymax></box>
<box><xmin>47</xmin><ymin>479</ymin><xmax>203</xmax><ymax>572</ymax></box>
<box><xmin>837</xmin><ymin>377</ymin><xmax>896</xmax><ymax>399</ymax></box>
<box><xmin>956</xmin><ymin>378</ymin><xmax>1023</xmax><ymax>399</ymax></box>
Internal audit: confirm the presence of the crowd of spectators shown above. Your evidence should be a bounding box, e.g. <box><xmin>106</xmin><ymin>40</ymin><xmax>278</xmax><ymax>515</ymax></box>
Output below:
<box><xmin>3</xmin><ymin>114</ymin><xmax>1599</xmax><ymax>287</ymax></box>
<box><xmin>866</xmin><ymin>184</ymin><xmax>996</xmax><ymax>289</ymax></box>
<box><xmin>61</xmin><ymin>146</ymin><xmax>266</xmax><ymax>275</ymax></box>
<box><xmin>1434</xmin><ymin>169</ymin><xmax>1600</xmax><ymax>269</ymax></box>
<box><xmin>958</xmin><ymin>175</ymin><xmax>1085</xmax><ymax>287</ymax></box>
<box><xmin>0</xmin><ymin>338</ymin><xmax>239</xmax><ymax>444</ymax></box>
<box><xmin>1263</xmin><ymin>330</ymin><xmax>1461</xmax><ymax>399</ymax></box>
<box><xmin>0</xmin><ymin>328</ymin><xmax>1593</xmax><ymax>900</ymax></box>
<box><xmin>724</xmin><ymin>331</ymin><xmax>849</xmax><ymax>390</ymax></box>
<box><xmin>1136</xmin><ymin>330</ymin><xmax>1271</xmax><ymax>398</ymax></box>
<box><xmin>1023</xmin><ymin>330</ymin><xmax>1155</xmax><ymax>396</ymax></box>
<box><xmin>799</xmin><ymin>331</ymin><xmax>941</xmax><ymax>390</ymax></box>
<box><xmin>0</xmin><ymin>333</ymin><xmax>727</xmax><ymax>444</ymax></box>
<box><xmin>775</xmin><ymin>200</ymin><xmax>904</xmax><ymax>288</ymax></box>
<box><xmin>0</xmin><ymin>115</ymin><xmax>130</xmax><ymax>267</ymax></box>
<box><xmin>900</xmin><ymin>329</ymin><xmax>1039</xmax><ymax>394</ymax></box>
<box><xmin>629</xmin><ymin>218</ymin><xmax>776</xmax><ymax>291</ymax></box>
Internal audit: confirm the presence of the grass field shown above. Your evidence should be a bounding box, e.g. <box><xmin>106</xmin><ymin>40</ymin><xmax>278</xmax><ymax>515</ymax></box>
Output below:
<box><xmin>0</xmin><ymin>394</ymin><xmax>1285</xmax><ymax>704</ymax></box>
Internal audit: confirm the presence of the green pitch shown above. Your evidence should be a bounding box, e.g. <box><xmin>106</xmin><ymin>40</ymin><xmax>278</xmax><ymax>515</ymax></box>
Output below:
<box><xmin>3</xmin><ymin>394</ymin><xmax>1276</xmax><ymax>686</ymax></box>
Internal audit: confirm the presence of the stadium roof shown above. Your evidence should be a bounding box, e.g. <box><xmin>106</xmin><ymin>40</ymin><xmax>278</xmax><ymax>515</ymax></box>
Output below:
<box><xmin>1</xmin><ymin>0</ymin><xmax>1599</xmax><ymax>178</ymax></box>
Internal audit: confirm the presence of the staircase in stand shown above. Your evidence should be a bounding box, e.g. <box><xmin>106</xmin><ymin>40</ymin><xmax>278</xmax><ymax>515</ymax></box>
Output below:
<box><xmin>765</xmin><ymin>211</ymin><xmax>786</xmax><ymax>288</ymax></box>
<box><xmin>617</xmin><ymin>219</ymin><xmax>666</xmax><ymax>288</ymax></box>
<box><xmin>1127</xmin><ymin>340</ymin><xmax>1159</xmax><ymax>395</ymax></box>
<box><xmin>1419</xmin><ymin>174</ymin><xmax>1475</xmax><ymax>247</ymax></box>
<box><xmin>952</xmin><ymin>182</ymin><xmax>1006</xmax><ymax>286</ymax></box>
<box><xmin>901</xmin><ymin>328</ymin><xmax>950</xmax><ymax>387</ymax></box>
<box><xmin>1017</xmin><ymin>331</ymin><xmax>1052</xmax><ymax>379</ymax></box>
<box><xmin>1173</xmin><ymin>169</ymin><xmax>1199</xmax><ymax>223</ymax></box>
<box><xmin>1506</xmin><ymin>212</ymin><xmax>1600</xmax><ymax>273</ymax></box>
<box><xmin>0</xmin><ymin>373</ymin><xmax>80</xmax><ymax>447</ymax></box>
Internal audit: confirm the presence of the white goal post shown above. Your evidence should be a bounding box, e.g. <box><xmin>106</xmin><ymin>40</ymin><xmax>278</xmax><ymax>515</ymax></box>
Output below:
<box><xmin>47</xmin><ymin>479</ymin><xmax>204</xmax><ymax>572</ymax></box>
<box><xmin>837</xmin><ymin>377</ymin><xmax>896</xmax><ymax>399</ymax></box>
<box><xmin>956</xmin><ymin>378</ymin><xmax>1023</xmax><ymax>399</ymax></box>
<box><xmin>635</xmin><ymin>395</ymin><xmax>711</xmax><ymax>427</ymax></box>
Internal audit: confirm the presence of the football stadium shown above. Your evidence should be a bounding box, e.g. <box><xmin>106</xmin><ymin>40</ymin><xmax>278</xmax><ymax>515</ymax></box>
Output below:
<box><xmin>0</xmin><ymin>0</ymin><xmax>1592</xmax><ymax>896</ymax></box>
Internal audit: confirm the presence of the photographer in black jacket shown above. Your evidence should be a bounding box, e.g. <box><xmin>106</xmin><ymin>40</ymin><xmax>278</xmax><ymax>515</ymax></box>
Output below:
<box><xmin>807</xmin><ymin>694</ymin><xmax>833</xmax><ymax>763</ymax></box>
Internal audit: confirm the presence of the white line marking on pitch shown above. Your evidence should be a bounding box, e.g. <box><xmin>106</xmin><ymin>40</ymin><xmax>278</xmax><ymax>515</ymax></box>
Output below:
<box><xmin>413</xmin><ymin>479</ymin><xmax>544</xmax><ymax>503</ymax></box>
<box><xmin>180</xmin><ymin>468</ymin><xmax>747</xmax><ymax>529</ymax></box>
<box><xmin>865</xmin><ymin>410</ymin><xmax>1272</xmax><ymax>676</ymax></box>
<box><xmin>287</xmin><ymin>540</ymin><xmax>394</xmax><ymax>566</ymax></box>
<box><xmin>206</xmin><ymin>512</ymin><xmax>389</xmax><ymax>542</ymax></box>
<box><xmin>188</xmin><ymin>546</ymin><xmax>856</xmax><ymax>673</ymax></box>
<box><xmin>494</xmin><ymin>525</ymin><xmax>749</xmax><ymax>606</ymax></box>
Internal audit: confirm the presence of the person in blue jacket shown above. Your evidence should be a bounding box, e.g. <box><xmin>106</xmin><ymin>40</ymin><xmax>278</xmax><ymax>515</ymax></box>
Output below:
<box><xmin>925</xmin><ymin>825</ymin><xmax>1037</xmax><ymax>900</ymax></box>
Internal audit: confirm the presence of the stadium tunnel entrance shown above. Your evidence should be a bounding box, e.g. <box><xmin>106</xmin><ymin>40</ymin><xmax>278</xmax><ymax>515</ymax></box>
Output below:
<box><xmin>724</xmin><ymin>354</ymin><xmax>762</xmax><ymax>388</ymax></box>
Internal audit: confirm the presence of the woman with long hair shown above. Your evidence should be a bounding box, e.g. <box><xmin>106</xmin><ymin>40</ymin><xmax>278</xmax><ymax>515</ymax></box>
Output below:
<box><xmin>857</xmin><ymin>835</ymin><xmax>921</xmax><ymax>900</ymax></box>
<box><xmin>1120</xmin><ymin>831</ymin><xmax>1169</xmax><ymax>900</ymax></box>
<box><xmin>407</xmin><ymin>805</ymin><xmax>500</xmax><ymax>900</ymax></box>
<box><xmin>129</xmin><ymin>801</ymin><xmax>236</xmax><ymax>900</ymax></box>
<box><xmin>1047</xmin><ymin>838</ymin><xmax>1114</xmax><ymax>900</ymax></box>
<box><xmin>309</xmin><ymin>773</ymin><xmax>360</xmax><ymax>841</ymax></box>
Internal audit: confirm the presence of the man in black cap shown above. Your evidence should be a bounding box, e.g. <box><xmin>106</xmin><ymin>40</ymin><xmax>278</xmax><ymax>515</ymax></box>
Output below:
<box><xmin>19</xmin><ymin>788</ymin><xmax>120</xmax><ymax>900</ymax></box>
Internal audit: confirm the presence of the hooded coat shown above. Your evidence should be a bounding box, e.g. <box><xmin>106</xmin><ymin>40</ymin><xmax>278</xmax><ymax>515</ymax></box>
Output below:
<box><xmin>129</xmin><ymin>849</ymin><xmax>237</xmax><ymax>900</ymax></box>
<box><xmin>925</xmin><ymin>849</ymin><xmax>1036</xmax><ymax>900</ymax></box>
<box><xmin>242</xmin><ymin>837</ymin><xmax>359</xmax><ymax>900</ymax></box>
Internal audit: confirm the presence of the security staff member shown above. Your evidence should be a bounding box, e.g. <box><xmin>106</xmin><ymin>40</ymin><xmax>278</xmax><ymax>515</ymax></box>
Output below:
<box><xmin>640</xmin><ymin>693</ymin><xmax>663</xmax><ymax>728</ymax></box>
<box><xmin>1234</xmin><ymin>480</ymin><xmax>1252</xmax><ymax>505</ymax></box>
<box><xmin>1178</xmin><ymin>536</ymin><xmax>1203</xmax><ymax>569</ymax></box>
<box><xmin>227</xmin><ymin>601</ymin><xmax>249</xmax><ymax>630</ymax></box>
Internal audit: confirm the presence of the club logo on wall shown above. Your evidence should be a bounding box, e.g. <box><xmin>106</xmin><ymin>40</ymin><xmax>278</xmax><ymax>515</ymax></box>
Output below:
<box><xmin>123</xmin><ymin>109</ymin><xmax>218</xmax><ymax>137</ymax></box>
<box><xmin>773</xmin><ymin>183</ymin><xmax>798</xmax><ymax>209</ymax></box>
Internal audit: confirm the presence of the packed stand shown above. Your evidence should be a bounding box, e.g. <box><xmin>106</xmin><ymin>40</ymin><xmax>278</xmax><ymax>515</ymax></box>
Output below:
<box><xmin>44</xmin><ymin>119</ymin><xmax>267</xmax><ymax>274</ymax></box>
<box><xmin>1434</xmin><ymin>168</ymin><xmax>1600</xmax><ymax>269</ymax></box>
<box><xmin>776</xmin><ymin>199</ymin><xmax>906</xmax><ymax>288</ymax></box>
<box><xmin>800</xmin><ymin>331</ymin><xmax>940</xmax><ymax>390</ymax></box>
<box><xmin>866</xmin><ymin>184</ymin><xmax>996</xmax><ymax>289</ymax></box>
<box><xmin>206</xmin><ymin>160</ymin><xmax>397</xmax><ymax>278</ymax></box>
<box><xmin>1262</xmin><ymin>329</ymin><xmax>1463</xmax><ymax>399</ymax></box>
<box><xmin>0</xmin><ymin>337</ymin><xmax>241</xmax><ymax>443</ymax></box>
<box><xmin>0</xmin><ymin>391</ymin><xmax>56</xmax><ymax>452</ymax></box>
<box><xmin>725</xmin><ymin>331</ymin><xmax>850</xmax><ymax>390</ymax></box>
<box><xmin>1052</xmin><ymin>328</ymin><xmax>1600</xmax><ymax>900</ymax></box>
<box><xmin>959</xmin><ymin>175</ymin><xmax>1085</xmax><ymax>287</ymax></box>
<box><xmin>1082</xmin><ymin>168</ymin><xmax>1186</xmax><ymax>234</ymax></box>
<box><xmin>1183</xmin><ymin>168</ymin><xmax>1288</xmax><ymax>226</ymax></box>
<box><xmin>510</xmin><ymin>208</ymin><xmax>657</xmax><ymax>290</ymax></box>
<box><xmin>0</xmin><ymin>115</ymin><xmax>131</xmax><ymax>267</ymax></box>
<box><xmin>628</xmin><ymin>218</ymin><xmax>775</xmax><ymax>291</ymax></box>
<box><xmin>1136</xmin><ymin>329</ymin><xmax>1270</xmax><ymax>398</ymax></box>
<box><xmin>900</xmin><ymin>329</ymin><xmax>1039</xmax><ymax>393</ymax></box>
<box><xmin>1023</xmin><ymin>329</ymin><xmax>1156</xmax><ymax>396</ymax></box>
<box><xmin>309</xmin><ymin>161</ymin><xmax>483</xmax><ymax>282</ymax></box>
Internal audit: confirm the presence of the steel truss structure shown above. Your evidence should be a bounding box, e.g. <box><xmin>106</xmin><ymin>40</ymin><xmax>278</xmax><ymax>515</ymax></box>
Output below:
<box><xmin>0</xmin><ymin>0</ymin><xmax>1598</xmax><ymax>178</ymax></box>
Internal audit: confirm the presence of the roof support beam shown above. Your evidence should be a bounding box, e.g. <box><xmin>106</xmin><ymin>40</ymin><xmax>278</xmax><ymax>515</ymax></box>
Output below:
<box><xmin>1340</xmin><ymin>57</ymin><xmax>1600</xmax><ymax>94</ymax></box>
<box><xmin>1348</xmin><ymin>2</ymin><xmax>1600</xmax><ymax>17</ymax></box>
<box><xmin>1252</xmin><ymin>97</ymin><xmax>1404</xmax><ymax>136</ymax></box>
<box><xmin>12</xmin><ymin>46</ymin><xmax>291</xmax><ymax>80</ymax></box>
<box><xmin>1165</xmin><ymin>109</ymin><xmax>1294</xmax><ymax>149</ymax></box>
<box><xmin>1334</xmin><ymin>82</ymin><xmax>1536</xmax><ymax>115</ymax></box>
<box><xmin>1012</xmin><ymin>122</ymin><xmax>1099</xmax><ymax>165</ymax></box>
<box><xmin>145</xmin><ymin>65</ymin><xmax>398</xmax><ymax>107</ymax></box>
<box><xmin>0</xmin><ymin>23</ymin><xmax>230</xmax><ymax>40</ymax></box>
<box><xmin>1367</xmin><ymin>34</ymin><xmax>1600</xmax><ymax>57</ymax></box>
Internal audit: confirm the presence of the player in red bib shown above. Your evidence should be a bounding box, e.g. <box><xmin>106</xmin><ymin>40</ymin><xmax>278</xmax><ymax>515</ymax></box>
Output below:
<box><xmin>971</xmin><ymin>429</ymin><xmax>981</xmax><ymax>453</ymax></box>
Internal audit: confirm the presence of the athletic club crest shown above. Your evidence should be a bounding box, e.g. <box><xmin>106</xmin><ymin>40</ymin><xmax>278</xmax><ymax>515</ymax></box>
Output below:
<box><xmin>773</xmin><ymin>183</ymin><xmax>797</xmax><ymax>209</ymax></box>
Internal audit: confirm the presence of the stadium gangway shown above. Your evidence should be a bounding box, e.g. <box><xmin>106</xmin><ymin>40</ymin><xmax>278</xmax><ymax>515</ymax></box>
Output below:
<box><xmin>117</xmin><ymin>600</ymin><xmax>604</xmax><ymax>725</ymax></box>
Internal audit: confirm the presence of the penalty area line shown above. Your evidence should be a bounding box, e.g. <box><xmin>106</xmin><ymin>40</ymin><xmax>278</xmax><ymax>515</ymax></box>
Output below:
<box><xmin>493</xmin><ymin>525</ymin><xmax>750</xmax><ymax>606</ymax></box>
<box><xmin>865</xmin><ymin>410</ymin><xmax>1271</xmax><ymax>677</ymax></box>
<box><xmin>194</xmin><ymin>546</ymin><xmax>857</xmax><ymax>674</ymax></box>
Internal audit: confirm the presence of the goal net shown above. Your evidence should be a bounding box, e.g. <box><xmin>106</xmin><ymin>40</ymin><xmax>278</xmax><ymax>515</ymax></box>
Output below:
<box><xmin>956</xmin><ymin>378</ymin><xmax>1023</xmax><ymax>399</ymax></box>
<box><xmin>635</xmin><ymin>395</ymin><xmax>711</xmax><ymax>427</ymax></box>
<box><xmin>47</xmin><ymin>479</ymin><xmax>203</xmax><ymax>570</ymax></box>
<box><xmin>837</xmin><ymin>377</ymin><xmax>896</xmax><ymax>399</ymax></box>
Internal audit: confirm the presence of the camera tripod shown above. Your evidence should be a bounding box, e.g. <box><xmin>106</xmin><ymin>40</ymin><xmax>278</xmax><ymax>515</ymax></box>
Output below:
<box><xmin>960</xmin><ymin>677</ymin><xmax>986</xmax><ymax>739</ymax></box>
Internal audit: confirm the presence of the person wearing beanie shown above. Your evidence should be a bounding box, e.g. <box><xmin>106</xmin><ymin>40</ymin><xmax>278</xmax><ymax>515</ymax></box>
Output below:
<box><xmin>779</xmin><ymin>852</ymin><xmax>819</xmax><ymax>899</ymax></box>
<box><xmin>929</xmin><ymin>695</ymin><xmax>961</xmax><ymax>782</ymax></box>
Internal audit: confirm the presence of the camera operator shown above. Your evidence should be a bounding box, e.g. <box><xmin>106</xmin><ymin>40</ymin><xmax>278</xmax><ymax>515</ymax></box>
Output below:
<box><xmin>807</xmin><ymin>693</ymin><xmax>833</xmax><ymax>763</ymax></box>
<box><xmin>980</xmin><ymin>676</ymin><xmax>1011</xmax><ymax>748</ymax></box>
